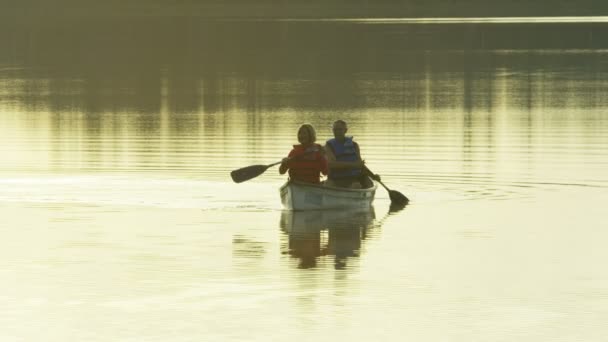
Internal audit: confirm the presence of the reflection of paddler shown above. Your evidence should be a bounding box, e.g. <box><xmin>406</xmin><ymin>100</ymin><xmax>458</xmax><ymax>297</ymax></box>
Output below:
<box><xmin>325</xmin><ymin>208</ymin><xmax>375</xmax><ymax>269</ymax></box>
<box><xmin>280</xmin><ymin>208</ymin><xmax>376</xmax><ymax>269</ymax></box>
<box><xmin>280</xmin><ymin>210</ymin><xmax>325</xmax><ymax>269</ymax></box>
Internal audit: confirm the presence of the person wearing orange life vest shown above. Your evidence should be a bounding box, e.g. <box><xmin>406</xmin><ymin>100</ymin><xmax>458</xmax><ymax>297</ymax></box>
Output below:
<box><xmin>279</xmin><ymin>124</ymin><xmax>328</xmax><ymax>184</ymax></box>
<box><xmin>324</xmin><ymin>120</ymin><xmax>379</xmax><ymax>188</ymax></box>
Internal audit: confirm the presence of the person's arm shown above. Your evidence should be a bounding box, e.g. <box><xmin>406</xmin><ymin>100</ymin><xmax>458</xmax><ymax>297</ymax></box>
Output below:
<box><xmin>279</xmin><ymin>150</ymin><xmax>295</xmax><ymax>174</ymax></box>
<box><xmin>325</xmin><ymin>143</ymin><xmax>364</xmax><ymax>169</ymax></box>
<box><xmin>354</xmin><ymin>142</ymin><xmax>362</xmax><ymax>162</ymax></box>
<box><xmin>279</xmin><ymin>160</ymin><xmax>288</xmax><ymax>174</ymax></box>
<box><xmin>356</xmin><ymin>143</ymin><xmax>381</xmax><ymax>181</ymax></box>
<box><xmin>319</xmin><ymin>152</ymin><xmax>328</xmax><ymax>176</ymax></box>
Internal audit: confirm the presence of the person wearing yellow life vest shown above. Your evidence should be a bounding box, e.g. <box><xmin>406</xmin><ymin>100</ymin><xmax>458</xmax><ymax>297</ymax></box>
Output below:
<box><xmin>279</xmin><ymin>124</ymin><xmax>328</xmax><ymax>184</ymax></box>
<box><xmin>324</xmin><ymin>120</ymin><xmax>379</xmax><ymax>188</ymax></box>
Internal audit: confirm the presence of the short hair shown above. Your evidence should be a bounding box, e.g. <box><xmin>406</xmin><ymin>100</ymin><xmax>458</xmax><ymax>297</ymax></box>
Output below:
<box><xmin>332</xmin><ymin>120</ymin><xmax>347</xmax><ymax>129</ymax></box>
<box><xmin>298</xmin><ymin>123</ymin><xmax>317</xmax><ymax>143</ymax></box>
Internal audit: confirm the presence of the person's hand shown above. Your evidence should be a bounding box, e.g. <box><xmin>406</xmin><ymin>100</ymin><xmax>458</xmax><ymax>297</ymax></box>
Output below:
<box><xmin>281</xmin><ymin>157</ymin><xmax>290</xmax><ymax>165</ymax></box>
<box><xmin>371</xmin><ymin>174</ymin><xmax>381</xmax><ymax>182</ymax></box>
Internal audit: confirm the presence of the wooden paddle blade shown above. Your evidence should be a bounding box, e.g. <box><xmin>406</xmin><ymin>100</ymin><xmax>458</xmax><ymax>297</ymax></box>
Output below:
<box><xmin>389</xmin><ymin>190</ymin><xmax>409</xmax><ymax>205</ymax></box>
<box><xmin>230</xmin><ymin>164</ymin><xmax>270</xmax><ymax>183</ymax></box>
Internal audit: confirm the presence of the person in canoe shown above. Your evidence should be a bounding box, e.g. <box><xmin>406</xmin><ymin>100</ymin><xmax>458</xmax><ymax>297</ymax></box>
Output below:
<box><xmin>325</xmin><ymin>120</ymin><xmax>379</xmax><ymax>188</ymax></box>
<box><xmin>279</xmin><ymin>123</ymin><xmax>328</xmax><ymax>184</ymax></box>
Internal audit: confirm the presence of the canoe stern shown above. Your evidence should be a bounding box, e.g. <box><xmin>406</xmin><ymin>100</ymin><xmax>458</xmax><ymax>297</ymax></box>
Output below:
<box><xmin>280</xmin><ymin>181</ymin><xmax>376</xmax><ymax>210</ymax></box>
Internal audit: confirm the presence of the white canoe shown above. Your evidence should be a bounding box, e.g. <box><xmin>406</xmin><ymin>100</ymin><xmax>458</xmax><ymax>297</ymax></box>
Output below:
<box><xmin>279</xmin><ymin>180</ymin><xmax>377</xmax><ymax>211</ymax></box>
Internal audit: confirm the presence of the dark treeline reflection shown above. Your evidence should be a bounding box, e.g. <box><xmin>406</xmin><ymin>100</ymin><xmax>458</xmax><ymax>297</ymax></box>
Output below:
<box><xmin>2</xmin><ymin>19</ymin><xmax>608</xmax><ymax>115</ymax></box>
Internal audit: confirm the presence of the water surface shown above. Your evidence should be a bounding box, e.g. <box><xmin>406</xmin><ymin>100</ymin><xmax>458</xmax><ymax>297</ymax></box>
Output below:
<box><xmin>1</xmin><ymin>19</ymin><xmax>607</xmax><ymax>341</ymax></box>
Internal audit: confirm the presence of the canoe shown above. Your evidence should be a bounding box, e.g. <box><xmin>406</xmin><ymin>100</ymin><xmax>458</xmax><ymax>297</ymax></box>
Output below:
<box><xmin>279</xmin><ymin>180</ymin><xmax>377</xmax><ymax>210</ymax></box>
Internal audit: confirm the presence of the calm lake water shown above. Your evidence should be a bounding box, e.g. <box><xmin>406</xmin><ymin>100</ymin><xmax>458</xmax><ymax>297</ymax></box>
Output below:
<box><xmin>1</xmin><ymin>19</ymin><xmax>608</xmax><ymax>341</ymax></box>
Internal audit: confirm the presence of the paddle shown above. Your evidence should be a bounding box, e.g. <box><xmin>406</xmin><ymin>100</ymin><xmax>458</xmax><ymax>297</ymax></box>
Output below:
<box><xmin>230</xmin><ymin>150</ymin><xmax>316</xmax><ymax>183</ymax></box>
<box><xmin>363</xmin><ymin>165</ymin><xmax>409</xmax><ymax>206</ymax></box>
<box><xmin>230</xmin><ymin>160</ymin><xmax>283</xmax><ymax>183</ymax></box>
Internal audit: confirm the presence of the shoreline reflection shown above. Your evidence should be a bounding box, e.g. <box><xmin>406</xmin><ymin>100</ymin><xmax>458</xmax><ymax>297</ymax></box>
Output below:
<box><xmin>280</xmin><ymin>208</ymin><xmax>376</xmax><ymax>269</ymax></box>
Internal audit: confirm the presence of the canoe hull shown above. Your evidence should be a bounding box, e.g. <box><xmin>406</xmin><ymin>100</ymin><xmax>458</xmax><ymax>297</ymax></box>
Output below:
<box><xmin>280</xmin><ymin>181</ymin><xmax>377</xmax><ymax>211</ymax></box>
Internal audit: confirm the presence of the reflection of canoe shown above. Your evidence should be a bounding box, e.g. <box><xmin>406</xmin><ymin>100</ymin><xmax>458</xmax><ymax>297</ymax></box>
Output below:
<box><xmin>280</xmin><ymin>208</ymin><xmax>376</xmax><ymax>269</ymax></box>
<box><xmin>279</xmin><ymin>180</ymin><xmax>377</xmax><ymax>210</ymax></box>
<box><xmin>280</xmin><ymin>208</ymin><xmax>376</xmax><ymax>234</ymax></box>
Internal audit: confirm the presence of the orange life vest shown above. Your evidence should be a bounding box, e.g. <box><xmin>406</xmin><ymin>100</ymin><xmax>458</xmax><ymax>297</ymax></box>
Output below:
<box><xmin>287</xmin><ymin>144</ymin><xmax>328</xmax><ymax>184</ymax></box>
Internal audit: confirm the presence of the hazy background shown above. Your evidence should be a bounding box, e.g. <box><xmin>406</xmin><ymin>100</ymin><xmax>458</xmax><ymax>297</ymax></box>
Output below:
<box><xmin>1</xmin><ymin>3</ymin><xmax>607</xmax><ymax>342</ymax></box>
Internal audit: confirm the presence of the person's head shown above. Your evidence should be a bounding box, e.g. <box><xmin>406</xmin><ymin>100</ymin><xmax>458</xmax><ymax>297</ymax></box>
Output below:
<box><xmin>297</xmin><ymin>123</ymin><xmax>317</xmax><ymax>145</ymax></box>
<box><xmin>332</xmin><ymin>120</ymin><xmax>348</xmax><ymax>140</ymax></box>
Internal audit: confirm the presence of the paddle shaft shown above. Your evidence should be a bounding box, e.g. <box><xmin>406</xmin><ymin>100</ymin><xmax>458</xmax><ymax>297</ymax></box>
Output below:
<box><xmin>363</xmin><ymin>165</ymin><xmax>409</xmax><ymax>205</ymax></box>
<box><xmin>375</xmin><ymin>178</ymin><xmax>392</xmax><ymax>193</ymax></box>
<box><xmin>363</xmin><ymin>165</ymin><xmax>389</xmax><ymax>190</ymax></box>
<box><xmin>267</xmin><ymin>160</ymin><xmax>283</xmax><ymax>168</ymax></box>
